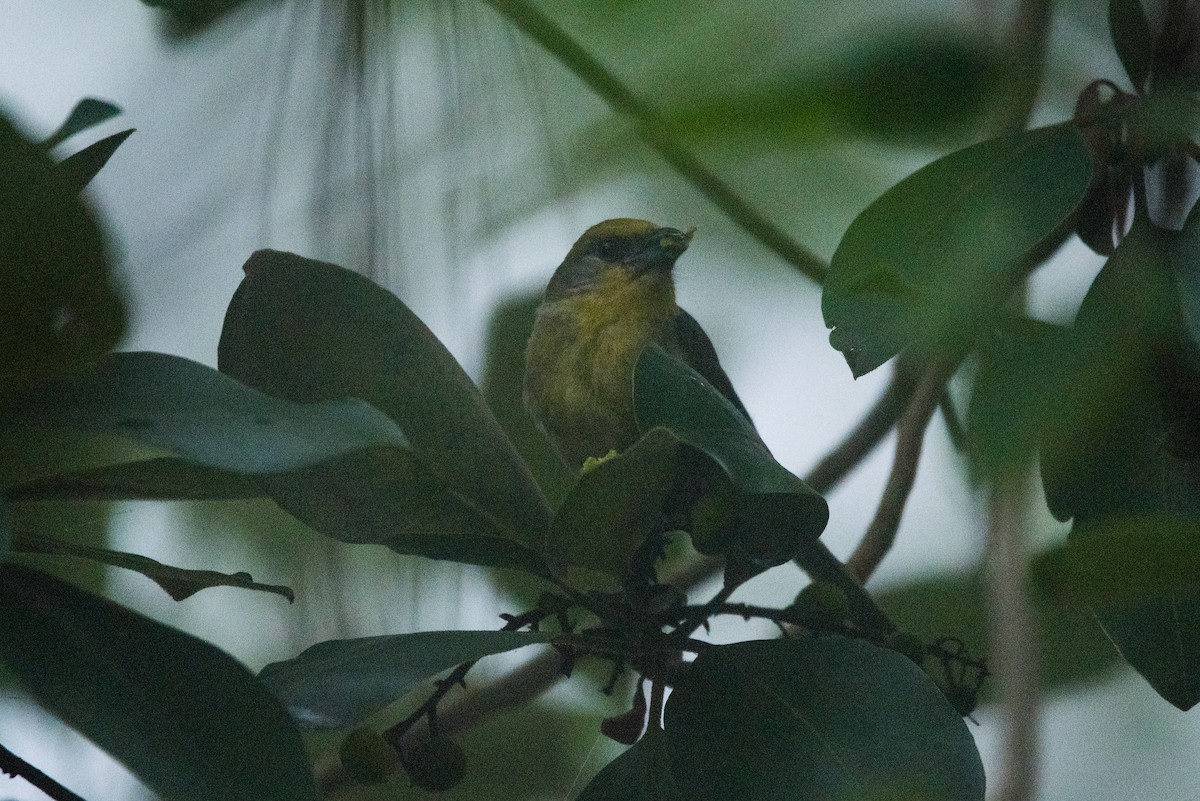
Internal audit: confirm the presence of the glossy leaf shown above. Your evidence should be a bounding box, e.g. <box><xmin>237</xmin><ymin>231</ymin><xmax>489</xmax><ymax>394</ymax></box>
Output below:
<box><xmin>823</xmin><ymin>125</ymin><xmax>1092</xmax><ymax>377</ymax></box>
<box><xmin>55</xmin><ymin>128</ymin><xmax>135</xmax><ymax>194</ymax></box>
<box><xmin>547</xmin><ymin>427</ymin><xmax>679</xmax><ymax>586</ymax></box>
<box><xmin>4</xmin><ymin>457</ymin><xmax>263</xmax><ymax>502</ymax></box>
<box><xmin>10</xmin><ymin>533</ymin><xmax>293</xmax><ymax>602</ymax></box>
<box><xmin>0</xmin><ymin>112</ymin><xmax>125</xmax><ymax>388</ymax></box>
<box><xmin>0</xmin><ymin>351</ymin><xmax>409</xmax><ymax>479</ymax></box>
<box><xmin>259</xmin><ymin>630</ymin><xmax>552</xmax><ymax>728</ymax></box>
<box><xmin>577</xmin><ymin>726</ymin><xmax>684</xmax><ymax>801</ymax></box>
<box><xmin>0</xmin><ymin>565</ymin><xmax>318</xmax><ymax>801</ymax></box>
<box><xmin>1109</xmin><ymin>0</ymin><xmax>1154</xmax><ymax>91</ymax></box>
<box><xmin>665</xmin><ymin>638</ymin><xmax>984</xmax><ymax>801</ymax></box>
<box><xmin>218</xmin><ymin>250</ymin><xmax>552</xmax><ymax>575</ymax></box>
<box><xmin>1039</xmin><ymin>224</ymin><xmax>1200</xmax><ymax>710</ymax></box>
<box><xmin>40</xmin><ymin>98</ymin><xmax>121</xmax><ymax>149</ymax></box>
<box><xmin>635</xmin><ymin>344</ymin><xmax>828</xmax><ymax>571</ymax></box>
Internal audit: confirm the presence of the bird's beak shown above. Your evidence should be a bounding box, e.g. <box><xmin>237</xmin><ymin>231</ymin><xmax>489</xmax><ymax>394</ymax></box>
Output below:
<box><xmin>630</xmin><ymin>226</ymin><xmax>694</xmax><ymax>274</ymax></box>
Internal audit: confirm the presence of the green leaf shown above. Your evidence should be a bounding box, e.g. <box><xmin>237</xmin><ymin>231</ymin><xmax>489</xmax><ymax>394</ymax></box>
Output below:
<box><xmin>0</xmin><ymin>565</ymin><xmax>318</xmax><ymax>801</ymax></box>
<box><xmin>0</xmin><ymin>500</ymin><xmax>10</xmax><ymax>561</ymax></box>
<box><xmin>55</xmin><ymin>128</ymin><xmax>135</xmax><ymax>194</ymax></box>
<box><xmin>823</xmin><ymin>125</ymin><xmax>1092</xmax><ymax>377</ymax></box>
<box><xmin>577</xmin><ymin>726</ymin><xmax>684</xmax><ymax>801</ymax></box>
<box><xmin>634</xmin><ymin>344</ymin><xmax>828</xmax><ymax>572</ymax></box>
<box><xmin>10</xmin><ymin>533</ymin><xmax>294</xmax><ymax>602</ymax></box>
<box><xmin>259</xmin><ymin>630</ymin><xmax>553</xmax><ymax>728</ymax></box>
<box><xmin>665</xmin><ymin>638</ymin><xmax>984</xmax><ymax>801</ymax></box>
<box><xmin>1039</xmin><ymin>224</ymin><xmax>1200</xmax><ymax>710</ymax></box>
<box><xmin>218</xmin><ymin>250</ymin><xmax>552</xmax><ymax>575</ymax></box>
<box><xmin>0</xmin><ymin>351</ymin><xmax>410</xmax><ymax>479</ymax></box>
<box><xmin>40</xmin><ymin>98</ymin><xmax>122</xmax><ymax>149</ymax></box>
<box><xmin>1109</xmin><ymin>0</ymin><xmax>1154</xmax><ymax>91</ymax></box>
<box><xmin>547</xmin><ymin>427</ymin><xmax>680</xmax><ymax>587</ymax></box>
<box><xmin>1169</xmin><ymin>197</ymin><xmax>1200</xmax><ymax>353</ymax></box>
<box><xmin>659</xmin><ymin>29</ymin><xmax>999</xmax><ymax>146</ymax></box>
<box><xmin>879</xmin><ymin>569</ymin><xmax>1121</xmax><ymax>703</ymax></box>
<box><xmin>966</xmin><ymin>318</ymin><xmax>1071</xmax><ymax>480</ymax></box>
<box><xmin>0</xmin><ymin>112</ymin><xmax>125</xmax><ymax>388</ymax></box>
<box><xmin>4</xmin><ymin>457</ymin><xmax>264</xmax><ymax>502</ymax></box>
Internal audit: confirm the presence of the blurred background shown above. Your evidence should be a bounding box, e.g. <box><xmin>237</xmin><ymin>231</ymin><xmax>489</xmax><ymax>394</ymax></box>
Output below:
<box><xmin>1</xmin><ymin>0</ymin><xmax>1198</xmax><ymax>798</ymax></box>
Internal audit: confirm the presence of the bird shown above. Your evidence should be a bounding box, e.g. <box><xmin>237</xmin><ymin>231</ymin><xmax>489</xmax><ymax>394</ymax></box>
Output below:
<box><xmin>523</xmin><ymin>218</ymin><xmax>749</xmax><ymax>470</ymax></box>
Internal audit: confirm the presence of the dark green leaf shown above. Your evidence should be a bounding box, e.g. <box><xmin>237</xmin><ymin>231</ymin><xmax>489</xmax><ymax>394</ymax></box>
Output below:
<box><xmin>879</xmin><ymin>569</ymin><xmax>1121</xmax><ymax>703</ymax></box>
<box><xmin>1109</xmin><ymin>0</ymin><xmax>1154</xmax><ymax>91</ymax></box>
<box><xmin>577</xmin><ymin>726</ymin><xmax>684</xmax><ymax>801</ymax></box>
<box><xmin>10</xmin><ymin>533</ymin><xmax>294</xmax><ymax>602</ymax></box>
<box><xmin>665</xmin><ymin>638</ymin><xmax>984</xmax><ymax>801</ymax></box>
<box><xmin>1169</xmin><ymin>197</ymin><xmax>1200</xmax><ymax>353</ymax></box>
<box><xmin>4</xmin><ymin>457</ymin><xmax>264</xmax><ymax>502</ymax></box>
<box><xmin>40</xmin><ymin>98</ymin><xmax>121</xmax><ymax>149</ymax></box>
<box><xmin>823</xmin><ymin>125</ymin><xmax>1092</xmax><ymax>377</ymax></box>
<box><xmin>0</xmin><ymin>565</ymin><xmax>318</xmax><ymax>801</ymax></box>
<box><xmin>0</xmin><ymin>112</ymin><xmax>125</xmax><ymax>388</ymax></box>
<box><xmin>660</xmin><ymin>30</ymin><xmax>999</xmax><ymax>147</ymax></box>
<box><xmin>0</xmin><ymin>351</ymin><xmax>410</xmax><ymax>478</ymax></box>
<box><xmin>55</xmin><ymin>128</ymin><xmax>135</xmax><ymax>194</ymax></box>
<box><xmin>547</xmin><ymin>427</ymin><xmax>679</xmax><ymax>587</ymax></box>
<box><xmin>218</xmin><ymin>250</ymin><xmax>552</xmax><ymax>575</ymax></box>
<box><xmin>259</xmin><ymin>630</ymin><xmax>552</xmax><ymax>728</ymax></box>
<box><xmin>635</xmin><ymin>344</ymin><xmax>828</xmax><ymax>572</ymax></box>
<box><xmin>1039</xmin><ymin>224</ymin><xmax>1200</xmax><ymax>710</ymax></box>
<box><xmin>966</xmin><ymin>318</ymin><xmax>1071</xmax><ymax>480</ymax></box>
<box><xmin>1044</xmin><ymin>517</ymin><xmax>1200</xmax><ymax>605</ymax></box>
<box><xmin>0</xmin><ymin>500</ymin><xmax>9</xmax><ymax>561</ymax></box>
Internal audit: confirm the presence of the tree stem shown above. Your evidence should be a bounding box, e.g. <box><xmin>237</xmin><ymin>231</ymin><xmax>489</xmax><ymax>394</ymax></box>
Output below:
<box><xmin>847</xmin><ymin>361</ymin><xmax>952</xmax><ymax>583</ymax></box>
<box><xmin>0</xmin><ymin>744</ymin><xmax>88</xmax><ymax>801</ymax></box>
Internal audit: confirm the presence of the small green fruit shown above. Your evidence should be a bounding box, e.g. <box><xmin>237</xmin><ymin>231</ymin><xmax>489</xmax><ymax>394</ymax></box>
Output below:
<box><xmin>401</xmin><ymin>737</ymin><xmax>467</xmax><ymax>792</ymax></box>
<box><xmin>338</xmin><ymin>727</ymin><xmax>397</xmax><ymax>784</ymax></box>
<box><xmin>791</xmin><ymin>582</ymin><xmax>852</xmax><ymax>628</ymax></box>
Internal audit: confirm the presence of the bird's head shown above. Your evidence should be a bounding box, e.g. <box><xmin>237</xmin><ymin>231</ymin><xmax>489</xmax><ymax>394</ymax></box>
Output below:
<box><xmin>543</xmin><ymin>218</ymin><xmax>694</xmax><ymax>303</ymax></box>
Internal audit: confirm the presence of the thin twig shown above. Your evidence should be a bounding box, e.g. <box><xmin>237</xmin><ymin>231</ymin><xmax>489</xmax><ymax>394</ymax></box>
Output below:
<box><xmin>0</xmin><ymin>744</ymin><xmax>88</xmax><ymax>801</ymax></box>
<box><xmin>846</xmin><ymin>361</ymin><xmax>953</xmax><ymax>584</ymax></box>
<box><xmin>984</xmin><ymin>474</ymin><xmax>1040</xmax><ymax>801</ymax></box>
<box><xmin>483</xmin><ymin>0</ymin><xmax>828</xmax><ymax>284</ymax></box>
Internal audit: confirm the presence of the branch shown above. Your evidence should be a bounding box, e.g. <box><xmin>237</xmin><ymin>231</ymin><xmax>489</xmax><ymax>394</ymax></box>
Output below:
<box><xmin>483</xmin><ymin>0</ymin><xmax>828</xmax><ymax>284</ymax></box>
<box><xmin>984</xmin><ymin>474</ymin><xmax>1040</xmax><ymax>801</ymax></box>
<box><xmin>0</xmin><ymin>744</ymin><xmax>88</xmax><ymax>801</ymax></box>
<box><xmin>846</xmin><ymin>361</ymin><xmax>953</xmax><ymax>583</ymax></box>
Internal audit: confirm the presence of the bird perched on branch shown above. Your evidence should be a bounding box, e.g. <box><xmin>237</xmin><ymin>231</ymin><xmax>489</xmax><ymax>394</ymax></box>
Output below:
<box><xmin>524</xmin><ymin>218</ymin><xmax>749</xmax><ymax>469</ymax></box>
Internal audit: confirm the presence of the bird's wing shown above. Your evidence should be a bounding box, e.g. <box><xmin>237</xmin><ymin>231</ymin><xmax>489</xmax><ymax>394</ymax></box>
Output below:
<box><xmin>671</xmin><ymin>308</ymin><xmax>753</xmax><ymax>423</ymax></box>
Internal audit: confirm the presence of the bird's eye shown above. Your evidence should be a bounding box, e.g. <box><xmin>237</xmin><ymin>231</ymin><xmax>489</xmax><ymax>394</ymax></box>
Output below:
<box><xmin>594</xmin><ymin>238</ymin><xmax>623</xmax><ymax>260</ymax></box>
